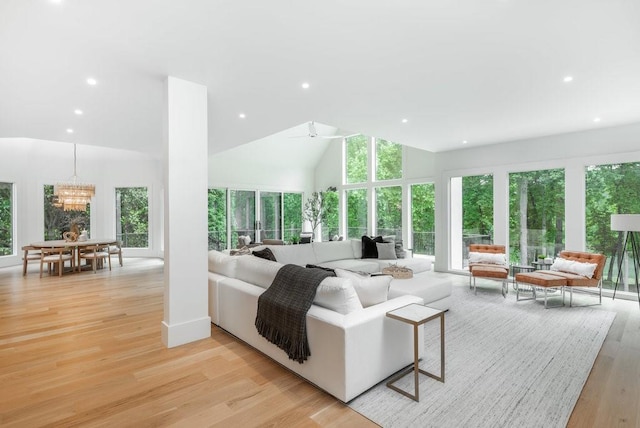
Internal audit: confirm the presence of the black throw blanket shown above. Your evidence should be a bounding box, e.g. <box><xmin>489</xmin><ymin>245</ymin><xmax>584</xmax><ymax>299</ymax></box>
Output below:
<box><xmin>255</xmin><ymin>264</ymin><xmax>334</xmax><ymax>364</ymax></box>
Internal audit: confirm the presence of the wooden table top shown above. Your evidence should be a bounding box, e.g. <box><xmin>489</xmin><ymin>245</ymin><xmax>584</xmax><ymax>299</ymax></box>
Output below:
<box><xmin>29</xmin><ymin>238</ymin><xmax>118</xmax><ymax>248</ymax></box>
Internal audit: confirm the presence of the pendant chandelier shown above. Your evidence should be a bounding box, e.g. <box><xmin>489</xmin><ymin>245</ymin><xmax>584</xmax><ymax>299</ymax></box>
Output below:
<box><xmin>53</xmin><ymin>144</ymin><xmax>95</xmax><ymax>211</ymax></box>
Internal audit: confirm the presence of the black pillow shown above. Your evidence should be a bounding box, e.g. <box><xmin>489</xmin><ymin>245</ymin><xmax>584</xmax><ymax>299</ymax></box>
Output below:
<box><xmin>252</xmin><ymin>248</ymin><xmax>277</xmax><ymax>262</ymax></box>
<box><xmin>362</xmin><ymin>235</ymin><xmax>384</xmax><ymax>259</ymax></box>
<box><xmin>305</xmin><ymin>264</ymin><xmax>337</xmax><ymax>276</ymax></box>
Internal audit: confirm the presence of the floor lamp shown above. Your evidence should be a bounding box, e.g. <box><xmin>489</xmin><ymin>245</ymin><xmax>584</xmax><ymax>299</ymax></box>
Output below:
<box><xmin>611</xmin><ymin>214</ymin><xmax>640</xmax><ymax>305</ymax></box>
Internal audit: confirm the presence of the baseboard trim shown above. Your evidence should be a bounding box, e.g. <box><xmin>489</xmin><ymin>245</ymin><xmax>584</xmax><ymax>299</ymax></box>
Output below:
<box><xmin>161</xmin><ymin>316</ymin><xmax>211</xmax><ymax>348</ymax></box>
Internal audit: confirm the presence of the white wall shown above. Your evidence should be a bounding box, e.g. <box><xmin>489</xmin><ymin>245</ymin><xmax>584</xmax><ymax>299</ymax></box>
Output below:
<box><xmin>0</xmin><ymin>138</ymin><xmax>163</xmax><ymax>268</ymax></box>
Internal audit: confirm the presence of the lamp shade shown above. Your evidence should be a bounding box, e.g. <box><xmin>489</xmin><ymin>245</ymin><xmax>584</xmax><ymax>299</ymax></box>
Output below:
<box><xmin>610</xmin><ymin>214</ymin><xmax>640</xmax><ymax>232</ymax></box>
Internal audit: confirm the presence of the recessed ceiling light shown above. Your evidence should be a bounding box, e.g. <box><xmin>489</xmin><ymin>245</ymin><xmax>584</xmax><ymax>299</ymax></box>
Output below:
<box><xmin>462</xmin><ymin>140</ymin><xmax>468</xmax><ymax>144</ymax></box>
<box><xmin>238</xmin><ymin>113</ymin><xmax>246</xmax><ymax>119</ymax></box>
<box><xmin>74</xmin><ymin>109</ymin><xmax>83</xmax><ymax>115</ymax></box>
<box><xmin>593</xmin><ymin>117</ymin><xmax>601</xmax><ymax>123</ymax></box>
<box><xmin>86</xmin><ymin>78</ymin><xmax>97</xmax><ymax>86</ymax></box>
<box><xmin>50</xmin><ymin>0</ymin><xmax>62</xmax><ymax>3</ymax></box>
<box><xmin>301</xmin><ymin>82</ymin><xmax>310</xmax><ymax>89</ymax></box>
<box><xmin>66</xmin><ymin>128</ymin><xmax>74</xmax><ymax>134</ymax></box>
<box><xmin>563</xmin><ymin>76</ymin><xmax>573</xmax><ymax>83</ymax></box>
<box><xmin>402</xmin><ymin>118</ymin><xmax>408</xmax><ymax>123</ymax></box>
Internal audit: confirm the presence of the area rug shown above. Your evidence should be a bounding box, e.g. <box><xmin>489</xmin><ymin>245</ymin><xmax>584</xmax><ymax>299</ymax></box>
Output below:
<box><xmin>348</xmin><ymin>283</ymin><xmax>616</xmax><ymax>428</ymax></box>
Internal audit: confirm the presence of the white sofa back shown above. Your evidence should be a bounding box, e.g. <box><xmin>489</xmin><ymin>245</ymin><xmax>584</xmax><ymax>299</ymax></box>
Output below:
<box><xmin>313</xmin><ymin>240</ymin><xmax>356</xmax><ymax>264</ymax></box>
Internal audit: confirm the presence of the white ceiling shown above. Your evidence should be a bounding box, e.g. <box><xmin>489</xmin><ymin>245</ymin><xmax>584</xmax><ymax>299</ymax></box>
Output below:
<box><xmin>2</xmin><ymin>0</ymin><xmax>640</xmax><ymax>157</ymax></box>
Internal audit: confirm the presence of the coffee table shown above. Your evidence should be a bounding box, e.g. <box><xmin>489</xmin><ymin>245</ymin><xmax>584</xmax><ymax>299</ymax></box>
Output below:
<box><xmin>385</xmin><ymin>303</ymin><xmax>445</xmax><ymax>402</ymax></box>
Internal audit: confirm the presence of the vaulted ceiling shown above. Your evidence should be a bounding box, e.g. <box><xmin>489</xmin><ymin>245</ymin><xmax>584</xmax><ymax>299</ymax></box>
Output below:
<box><xmin>2</xmin><ymin>0</ymin><xmax>639</xmax><ymax>158</ymax></box>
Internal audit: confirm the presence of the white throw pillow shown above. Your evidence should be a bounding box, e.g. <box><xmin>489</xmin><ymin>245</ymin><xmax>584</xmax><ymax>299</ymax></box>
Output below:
<box><xmin>314</xmin><ymin>277</ymin><xmax>363</xmax><ymax>315</ymax></box>
<box><xmin>376</xmin><ymin>242</ymin><xmax>397</xmax><ymax>260</ymax></box>
<box><xmin>550</xmin><ymin>258</ymin><xmax>598</xmax><ymax>278</ymax></box>
<box><xmin>468</xmin><ymin>251</ymin><xmax>507</xmax><ymax>266</ymax></box>
<box><xmin>208</xmin><ymin>250</ymin><xmax>238</xmax><ymax>277</ymax></box>
<box><xmin>335</xmin><ymin>269</ymin><xmax>391</xmax><ymax>307</ymax></box>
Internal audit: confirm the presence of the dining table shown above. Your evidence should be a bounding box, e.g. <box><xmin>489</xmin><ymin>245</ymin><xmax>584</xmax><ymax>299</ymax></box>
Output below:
<box><xmin>29</xmin><ymin>238</ymin><xmax>118</xmax><ymax>273</ymax></box>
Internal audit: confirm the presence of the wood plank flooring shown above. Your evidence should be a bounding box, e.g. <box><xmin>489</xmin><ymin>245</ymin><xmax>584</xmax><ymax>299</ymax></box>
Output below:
<box><xmin>1</xmin><ymin>259</ymin><xmax>639</xmax><ymax>427</ymax></box>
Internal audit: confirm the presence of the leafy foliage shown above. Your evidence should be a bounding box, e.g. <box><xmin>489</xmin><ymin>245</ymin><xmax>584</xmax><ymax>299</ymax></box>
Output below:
<box><xmin>283</xmin><ymin>193</ymin><xmax>302</xmax><ymax>243</ymax></box>
<box><xmin>303</xmin><ymin>187</ymin><xmax>337</xmax><ymax>238</ymax></box>
<box><xmin>508</xmin><ymin>169</ymin><xmax>564</xmax><ymax>263</ymax></box>
<box><xmin>321</xmin><ymin>190</ymin><xmax>339</xmax><ymax>240</ymax></box>
<box><xmin>116</xmin><ymin>187</ymin><xmax>148</xmax><ymax>247</ymax></box>
<box><xmin>376</xmin><ymin>186</ymin><xmax>402</xmax><ymax>235</ymax></box>
<box><xmin>376</xmin><ymin>139</ymin><xmax>402</xmax><ymax>180</ymax></box>
<box><xmin>346</xmin><ymin>135</ymin><xmax>368</xmax><ymax>184</ymax></box>
<box><xmin>346</xmin><ymin>188</ymin><xmax>367</xmax><ymax>239</ymax></box>
<box><xmin>586</xmin><ymin>162</ymin><xmax>640</xmax><ymax>288</ymax></box>
<box><xmin>411</xmin><ymin>183</ymin><xmax>435</xmax><ymax>255</ymax></box>
<box><xmin>208</xmin><ymin>188</ymin><xmax>227</xmax><ymax>250</ymax></box>
<box><xmin>0</xmin><ymin>182</ymin><xmax>12</xmax><ymax>255</ymax></box>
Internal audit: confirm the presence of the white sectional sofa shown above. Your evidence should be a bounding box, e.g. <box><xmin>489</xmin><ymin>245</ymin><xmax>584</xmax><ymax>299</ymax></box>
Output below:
<box><xmin>207</xmin><ymin>240</ymin><xmax>452</xmax><ymax>402</ymax></box>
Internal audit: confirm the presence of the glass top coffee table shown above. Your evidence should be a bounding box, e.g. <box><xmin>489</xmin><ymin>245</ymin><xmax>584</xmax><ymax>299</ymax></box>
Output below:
<box><xmin>385</xmin><ymin>303</ymin><xmax>445</xmax><ymax>402</ymax></box>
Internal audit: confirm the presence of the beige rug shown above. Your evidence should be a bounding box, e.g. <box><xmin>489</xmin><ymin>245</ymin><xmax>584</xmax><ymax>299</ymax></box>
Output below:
<box><xmin>348</xmin><ymin>284</ymin><xmax>615</xmax><ymax>427</ymax></box>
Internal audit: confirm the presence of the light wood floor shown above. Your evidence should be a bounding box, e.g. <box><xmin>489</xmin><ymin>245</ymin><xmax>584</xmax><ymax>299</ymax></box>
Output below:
<box><xmin>1</xmin><ymin>259</ymin><xmax>639</xmax><ymax>427</ymax></box>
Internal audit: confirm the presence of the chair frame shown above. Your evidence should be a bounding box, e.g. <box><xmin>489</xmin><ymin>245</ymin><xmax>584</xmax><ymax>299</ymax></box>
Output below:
<box><xmin>39</xmin><ymin>247</ymin><xmax>74</xmax><ymax>278</ymax></box>
<box><xmin>22</xmin><ymin>245</ymin><xmax>41</xmax><ymax>276</ymax></box>
<box><xmin>468</xmin><ymin>244</ymin><xmax>509</xmax><ymax>298</ymax></box>
<box><xmin>109</xmin><ymin>241</ymin><xmax>123</xmax><ymax>267</ymax></box>
<box><xmin>78</xmin><ymin>245</ymin><xmax>112</xmax><ymax>273</ymax></box>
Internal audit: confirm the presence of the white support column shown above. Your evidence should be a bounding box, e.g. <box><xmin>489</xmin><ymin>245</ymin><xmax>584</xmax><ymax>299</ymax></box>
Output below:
<box><xmin>161</xmin><ymin>76</ymin><xmax>211</xmax><ymax>348</ymax></box>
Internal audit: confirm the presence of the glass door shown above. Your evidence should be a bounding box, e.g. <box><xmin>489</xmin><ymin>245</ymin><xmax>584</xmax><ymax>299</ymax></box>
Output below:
<box><xmin>230</xmin><ymin>190</ymin><xmax>256</xmax><ymax>247</ymax></box>
<box><xmin>259</xmin><ymin>192</ymin><xmax>282</xmax><ymax>241</ymax></box>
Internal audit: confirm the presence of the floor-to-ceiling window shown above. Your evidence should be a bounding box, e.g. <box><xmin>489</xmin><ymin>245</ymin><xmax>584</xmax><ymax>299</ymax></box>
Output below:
<box><xmin>44</xmin><ymin>184</ymin><xmax>91</xmax><ymax>241</ymax></box>
<box><xmin>346</xmin><ymin>188</ymin><xmax>368</xmax><ymax>239</ymax></box>
<box><xmin>346</xmin><ymin>135</ymin><xmax>368</xmax><ymax>184</ymax></box>
<box><xmin>283</xmin><ymin>192</ymin><xmax>302</xmax><ymax>244</ymax></box>
<box><xmin>508</xmin><ymin>169</ymin><xmax>564</xmax><ymax>264</ymax></box>
<box><xmin>586</xmin><ymin>162</ymin><xmax>640</xmax><ymax>293</ymax></box>
<box><xmin>411</xmin><ymin>183</ymin><xmax>435</xmax><ymax>256</ymax></box>
<box><xmin>375</xmin><ymin>138</ymin><xmax>402</xmax><ymax>181</ymax></box>
<box><xmin>260</xmin><ymin>192</ymin><xmax>282</xmax><ymax>240</ymax></box>
<box><xmin>345</xmin><ymin>134</ymin><xmax>370</xmax><ymax>239</ymax></box>
<box><xmin>230</xmin><ymin>190</ymin><xmax>256</xmax><ymax>247</ymax></box>
<box><xmin>451</xmin><ymin>174</ymin><xmax>494</xmax><ymax>269</ymax></box>
<box><xmin>0</xmin><ymin>182</ymin><xmax>13</xmax><ymax>256</ymax></box>
<box><xmin>115</xmin><ymin>187</ymin><xmax>149</xmax><ymax>248</ymax></box>
<box><xmin>320</xmin><ymin>189</ymin><xmax>339</xmax><ymax>241</ymax></box>
<box><xmin>376</xmin><ymin>186</ymin><xmax>402</xmax><ymax>237</ymax></box>
<box><xmin>208</xmin><ymin>188</ymin><xmax>227</xmax><ymax>251</ymax></box>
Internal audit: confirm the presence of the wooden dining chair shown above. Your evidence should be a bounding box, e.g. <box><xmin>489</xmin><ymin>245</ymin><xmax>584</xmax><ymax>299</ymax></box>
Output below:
<box><xmin>22</xmin><ymin>245</ymin><xmax>42</xmax><ymax>276</ymax></box>
<box><xmin>40</xmin><ymin>247</ymin><xmax>74</xmax><ymax>278</ymax></box>
<box><xmin>108</xmin><ymin>241</ymin><xmax>123</xmax><ymax>267</ymax></box>
<box><xmin>78</xmin><ymin>245</ymin><xmax>111</xmax><ymax>273</ymax></box>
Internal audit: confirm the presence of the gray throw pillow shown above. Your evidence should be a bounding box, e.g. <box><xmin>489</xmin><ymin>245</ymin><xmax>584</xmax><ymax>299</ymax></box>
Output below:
<box><xmin>376</xmin><ymin>242</ymin><xmax>397</xmax><ymax>260</ymax></box>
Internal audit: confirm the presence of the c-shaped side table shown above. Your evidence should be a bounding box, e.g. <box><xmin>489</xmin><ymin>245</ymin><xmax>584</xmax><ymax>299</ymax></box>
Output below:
<box><xmin>386</xmin><ymin>303</ymin><xmax>445</xmax><ymax>402</ymax></box>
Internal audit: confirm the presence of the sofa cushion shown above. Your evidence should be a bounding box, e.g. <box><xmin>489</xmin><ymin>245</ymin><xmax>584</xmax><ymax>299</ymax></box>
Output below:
<box><xmin>335</xmin><ymin>269</ymin><xmax>391</xmax><ymax>307</ymax></box>
<box><xmin>362</xmin><ymin>235</ymin><xmax>384</xmax><ymax>258</ymax></box>
<box><xmin>313</xmin><ymin>240</ymin><xmax>355</xmax><ymax>264</ymax></box>
<box><xmin>235</xmin><ymin>255</ymin><xmax>284</xmax><ymax>289</ymax></box>
<box><xmin>314</xmin><ymin>277</ymin><xmax>363</xmax><ymax>315</ymax></box>
<box><xmin>318</xmin><ymin>259</ymin><xmax>380</xmax><ymax>273</ymax></box>
<box><xmin>208</xmin><ymin>250</ymin><xmax>238</xmax><ymax>277</ymax></box>
<box><xmin>376</xmin><ymin>242</ymin><xmax>397</xmax><ymax>260</ymax></box>
<box><xmin>267</xmin><ymin>244</ymin><xmax>317</xmax><ymax>266</ymax></box>
<box><xmin>351</xmin><ymin>239</ymin><xmax>363</xmax><ymax>259</ymax></box>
